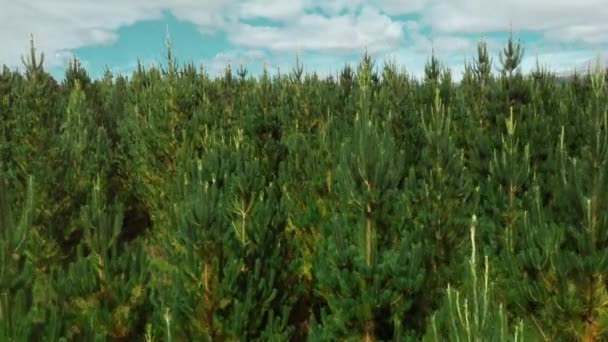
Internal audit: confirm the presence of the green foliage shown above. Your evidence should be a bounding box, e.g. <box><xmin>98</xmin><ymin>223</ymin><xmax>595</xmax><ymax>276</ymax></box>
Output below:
<box><xmin>425</xmin><ymin>50</ymin><xmax>442</xmax><ymax>84</ymax></box>
<box><xmin>474</xmin><ymin>40</ymin><xmax>493</xmax><ymax>87</ymax></box>
<box><xmin>0</xmin><ymin>176</ymin><xmax>38</xmax><ymax>340</ymax></box>
<box><xmin>423</xmin><ymin>215</ymin><xmax>528</xmax><ymax>342</ymax></box>
<box><xmin>504</xmin><ymin>66</ymin><xmax>608</xmax><ymax>341</ymax></box>
<box><xmin>409</xmin><ymin>86</ymin><xmax>479</xmax><ymax>311</ymax></box>
<box><xmin>2</xmin><ymin>36</ymin><xmax>606</xmax><ymax>341</ymax></box>
<box><xmin>311</xmin><ymin>55</ymin><xmax>425</xmax><ymax>340</ymax></box>
<box><xmin>499</xmin><ymin>30</ymin><xmax>525</xmax><ymax>78</ymax></box>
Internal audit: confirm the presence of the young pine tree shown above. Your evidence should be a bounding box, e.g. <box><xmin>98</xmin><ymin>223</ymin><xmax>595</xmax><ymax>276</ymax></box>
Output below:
<box><xmin>473</xmin><ymin>40</ymin><xmax>493</xmax><ymax>88</ymax></box>
<box><xmin>505</xmin><ymin>63</ymin><xmax>608</xmax><ymax>341</ymax></box>
<box><xmin>0</xmin><ymin>176</ymin><xmax>63</xmax><ymax>341</ymax></box>
<box><xmin>496</xmin><ymin>32</ymin><xmax>531</xmax><ymax>114</ymax></box>
<box><xmin>407</xmin><ymin>85</ymin><xmax>479</xmax><ymax>311</ymax></box>
<box><xmin>155</xmin><ymin>132</ymin><xmax>296</xmax><ymax>341</ymax></box>
<box><xmin>51</xmin><ymin>176</ymin><xmax>151</xmax><ymax>340</ymax></box>
<box><xmin>423</xmin><ymin>215</ymin><xmax>527</xmax><ymax>341</ymax></box>
<box><xmin>310</xmin><ymin>55</ymin><xmax>425</xmax><ymax>341</ymax></box>
<box><xmin>488</xmin><ymin>107</ymin><xmax>531</xmax><ymax>254</ymax></box>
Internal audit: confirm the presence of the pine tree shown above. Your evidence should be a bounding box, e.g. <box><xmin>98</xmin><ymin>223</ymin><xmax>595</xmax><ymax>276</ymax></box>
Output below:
<box><xmin>488</xmin><ymin>107</ymin><xmax>531</xmax><ymax>253</ymax></box>
<box><xmin>424</xmin><ymin>49</ymin><xmax>441</xmax><ymax>84</ymax></box>
<box><xmin>524</xmin><ymin>59</ymin><xmax>561</xmax><ymax>209</ymax></box>
<box><xmin>408</xmin><ymin>85</ymin><xmax>479</xmax><ymax>310</ymax></box>
<box><xmin>498</xmin><ymin>30</ymin><xmax>524</xmax><ymax>79</ymax></box>
<box><xmin>338</xmin><ymin>63</ymin><xmax>356</xmax><ymax>120</ymax></box>
<box><xmin>378</xmin><ymin>59</ymin><xmax>420</xmax><ymax>165</ymax></box>
<box><xmin>0</xmin><ymin>176</ymin><xmax>40</xmax><ymax>340</ymax></box>
<box><xmin>278</xmin><ymin>110</ymin><xmax>336</xmax><ymax>339</ymax></box>
<box><xmin>12</xmin><ymin>36</ymin><xmax>59</xmax><ymax>189</ymax></box>
<box><xmin>49</xmin><ymin>176</ymin><xmax>151</xmax><ymax>340</ymax></box>
<box><xmin>473</xmin><ymin>39</ymin><xmax>493</xmax><ymax>87</ymax></box>
<box><xmin>0</xmin><ymin>66</ymin><xmax>22</xmax><ymax>183</ymax></box>
<box><xmin>496</xmin><ymin>31</ymin><xmax>531</xmax><ymax>113</ymax></box>
<box><xmin>155</xmin><ymin>128</ymin><xmax>297</xmax><ymax>340</ymax></box>
<box><xmin>440</xmin><ymin>66</ymin><xmax>453</xmax><ymax>107</ymax></box>
<box><xmin>43</xmin><ymin>79</ymin><xmax>113</xmax><ymax>257</ymax></box>
<box><xmin>310</xmin><ymin>55</ymin><xmax>424</xmax><ymax>340</ymax></box>
<box><xmin>423</xmin><ymin>215</ymin><xmax>527</xmax><ymax>341</ymax></box>
<box><xmin>466</xmin><ymin>39</ymin><xmax>493</xmax><ymax>132</ymax></box>
<box><xmin>63</xmin><ymin>58</ymin><xmax>92</xmax><ymax>95</ymax></box>
<box><xmin>505</xmin><ymin>61</ymin><xmax>608</xmax><ymax>341</ymax></box>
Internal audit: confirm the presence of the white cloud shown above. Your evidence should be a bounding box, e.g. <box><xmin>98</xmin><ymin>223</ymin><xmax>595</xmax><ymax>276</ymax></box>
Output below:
<box><xmin>407</xmin><ymin>29</ymin><xmax>473</xmax><ymax>55</ymax></box>
<box><xmin>228</xmin><ymin>6</ymin><xmax>404</xmax><ymax>54</ymax></box>
<box><xmin>374</xmin><ymin>0</ymin><xmax>427</xmax><ymax>15</ymax></box>
<box><xmin>315</xmin><ymin>1</ymin><xmax>363</xmax><ymax>16</ymax></box>
<box><xmin>544</xmin><ymin>24</ymin><xmax>608</xmax><ymax>45</ymax></box>
<box><xmin>310</xmin><ymin>0</ymin><xmax>425</xmax><ymax>16</ymax></box>
<box><xmin>1</xmin><ymin>1</ymin><xmax>166</xmax><ymax>69</ymax></box>
<box><xmin>423</xmin><ymin>0</ymin><xmax>608</xmax><ymax>35</ymax></box>
<box><xmin>237</xmin><ymin>0</ymin><xmax>307</xmax><ymax>21</ymax></box>
<box><xmin>1</xmin><ymin>0</ymin><xmax>607</xmax><ymax>78</ymax></box>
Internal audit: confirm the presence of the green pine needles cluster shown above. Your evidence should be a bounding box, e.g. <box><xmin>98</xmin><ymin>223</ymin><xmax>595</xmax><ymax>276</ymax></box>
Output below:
<box><xmin>2</xmin><ymin>33</ymin><xmax>608</xmax><ymax>341</ymax></box>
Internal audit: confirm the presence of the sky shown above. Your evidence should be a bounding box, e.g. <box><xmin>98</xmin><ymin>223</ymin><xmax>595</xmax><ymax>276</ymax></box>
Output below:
<box><xmin>1</xmin><ymin>0</ymin><xmax>608</xmax><ymax>82</ymax></box>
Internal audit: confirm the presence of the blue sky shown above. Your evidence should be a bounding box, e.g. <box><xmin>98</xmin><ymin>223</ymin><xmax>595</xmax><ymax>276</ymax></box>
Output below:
<box><xmin>2</xmin><ymin>1</ymin><xmax>607</xmax><ymax>82</ymax></box>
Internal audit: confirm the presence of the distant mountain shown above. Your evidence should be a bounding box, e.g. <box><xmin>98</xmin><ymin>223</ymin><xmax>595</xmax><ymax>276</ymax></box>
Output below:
<box><xmin>554</xmin><ymin>53</ymin><xmax>608</xmax><ymax>79</ymax></box>
<box><xmin>516</xmin><ymin>53</ymin><xmax>608</xmax><ymax>85</ymax></box>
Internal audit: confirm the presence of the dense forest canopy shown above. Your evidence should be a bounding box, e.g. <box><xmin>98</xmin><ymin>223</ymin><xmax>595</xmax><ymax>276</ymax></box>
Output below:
<box><xmin>1</xmin><ymin>35</ymin><xmax>608</xmax><ymax>341</ymax></box>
